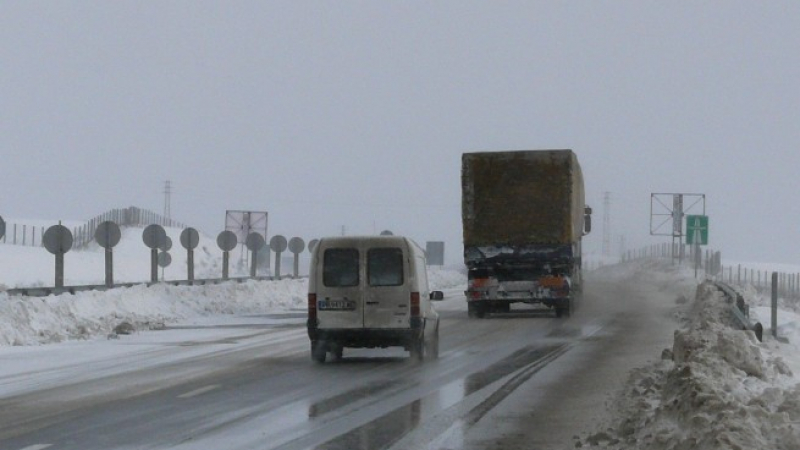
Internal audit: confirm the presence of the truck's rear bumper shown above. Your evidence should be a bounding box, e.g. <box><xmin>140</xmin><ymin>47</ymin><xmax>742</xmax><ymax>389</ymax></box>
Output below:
<box><xmin>466</xmin><ymin>295</ymin><xmax>568</xmax><ymax>306</ymax></box>
<box><xmin>465</xmin><ymin>289</ymin><xmax>569</xmax><ymax>303</ymax></box>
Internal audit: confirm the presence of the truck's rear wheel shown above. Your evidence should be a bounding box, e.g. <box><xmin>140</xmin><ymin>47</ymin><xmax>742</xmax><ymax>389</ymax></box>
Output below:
<box><xmin>555</xmin><ymin>299</ymin><xmax>573</xmax><ymax>318</ymax></box>
<box><xmin>468</xmin><ymin>303</ymin><xmax>485</xmax><ymax>319</ymax></box>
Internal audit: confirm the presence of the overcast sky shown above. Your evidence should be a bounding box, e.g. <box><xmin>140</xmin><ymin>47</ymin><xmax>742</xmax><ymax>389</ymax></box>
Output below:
<box><xmin>2</xmin><ymin>2</ymin><xmax>799</xmax><ymax>265</ymax></box>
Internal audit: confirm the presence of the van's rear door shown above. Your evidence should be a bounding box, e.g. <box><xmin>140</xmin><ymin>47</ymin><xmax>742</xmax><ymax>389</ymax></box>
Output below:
<box><xmin>363</xmin><ymin>246</ymin><xmax>409</xmax><ymax>329</ymax></box>
<box><xmin>317</xmin><ymin>247</ymin><xmax>363</xmax><ymax>329</ymax></box>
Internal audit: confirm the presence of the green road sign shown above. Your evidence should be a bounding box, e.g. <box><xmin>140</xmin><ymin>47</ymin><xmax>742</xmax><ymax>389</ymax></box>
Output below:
<box><xmin>686</xmin><ymin>215</ymin><xmax>709</xmax><ymax>245</ymax></box>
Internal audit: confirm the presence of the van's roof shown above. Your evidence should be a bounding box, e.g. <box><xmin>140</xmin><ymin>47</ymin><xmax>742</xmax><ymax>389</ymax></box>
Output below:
<box><xmin>315</xmin><ymin>235</ymin><xmax>428</xmax><ymax>253</ymax></box>
<box><xmin>317</xmin><ymin>235</ymin><xmax>411</xmax><ymax>245</ymax></box>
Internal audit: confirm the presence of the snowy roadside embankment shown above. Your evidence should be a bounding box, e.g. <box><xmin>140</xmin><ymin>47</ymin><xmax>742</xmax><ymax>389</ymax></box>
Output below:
<box><xmin>581</xmin><ymin>268</ymin><xmax>800</xmax><ymax>449</ymax></box>
<box><xmin>0</xmin><ymin>266</ymin><xmax>466</xmax><ymax>347</ymax></box>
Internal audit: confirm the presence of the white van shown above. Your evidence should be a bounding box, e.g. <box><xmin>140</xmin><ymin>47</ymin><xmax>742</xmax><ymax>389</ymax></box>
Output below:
<box><xmin>307</xmin><ymin>235</ymin><xmax>444</xmax><ymax>363</ymax></box>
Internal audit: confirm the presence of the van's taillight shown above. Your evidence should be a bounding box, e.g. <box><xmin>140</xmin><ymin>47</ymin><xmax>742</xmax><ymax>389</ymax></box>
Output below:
<box><xmin>308</xmin><ymin>294</ymin><xmax>317</xmax><ymax>322</ymax></box>
<box><xmin>410</xmin><ymin>292</ymin><xmax>420</xmax><ymax>317</ymax></box>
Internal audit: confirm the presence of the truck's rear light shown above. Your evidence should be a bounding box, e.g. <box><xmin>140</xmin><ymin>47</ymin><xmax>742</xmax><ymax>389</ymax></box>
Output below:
<box><xmin>469</xmin><ymin>278</ymin><xmax>490</xmax><ymax>289</ymax></box>
<box><xmin>410</xmin><ymin>292</ymin><xmax>420</xmax><ymax>317</ymax></box>
<box><xmin>308</xmin><ymin>293</ymin><xmax>317</xmax><ymax>321</ymax></box>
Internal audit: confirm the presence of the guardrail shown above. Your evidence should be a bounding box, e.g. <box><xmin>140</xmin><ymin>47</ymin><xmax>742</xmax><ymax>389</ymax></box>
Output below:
<box><xmin>4</xmin><ymin>275</ymin><xmax>308</xmax><ymax>298</ymax></box>
<box><xmin>713</xmin><ymin>281</ymin><xmax>763</xmax><ymax>342</ymax></box>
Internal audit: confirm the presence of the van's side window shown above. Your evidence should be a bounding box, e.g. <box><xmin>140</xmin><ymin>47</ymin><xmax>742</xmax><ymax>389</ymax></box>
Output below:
<box><xmin>368</xmin><ymin>248</ymin><xmax>404</xmax><ymax>286</ymax></box>
<box><xmin>323</xmin><ymin>248</ymin><xmax>359</xmax><ymax>287</ymax></box>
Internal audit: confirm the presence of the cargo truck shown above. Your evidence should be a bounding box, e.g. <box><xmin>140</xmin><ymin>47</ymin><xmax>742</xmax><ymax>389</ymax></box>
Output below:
<box><xmin>461</xmin><ymin>150</ymin><xmax>592</xmax><ymax>318</ymax></box>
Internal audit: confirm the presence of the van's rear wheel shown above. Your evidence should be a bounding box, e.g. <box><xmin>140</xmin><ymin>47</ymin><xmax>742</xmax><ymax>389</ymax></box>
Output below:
<box><xmin>425</xmin><ymin>327</ymin><xmax>439</xmax><ymax>360</ymax></box>
<box><xmin>410</xmin><ymin>336</ymin><xmax>425</xmax><ymax>362</ymax></box>
<box><xmin>311</xmin><ymin>341</ymin><xmax>327</xmax><ymax>363</ymax></box>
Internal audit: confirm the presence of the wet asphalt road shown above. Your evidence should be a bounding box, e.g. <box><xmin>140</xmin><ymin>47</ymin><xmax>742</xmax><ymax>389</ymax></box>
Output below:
<box><xmin>0</xmin><ymin>274</ymin><xmax>684</xmax><ymax>450</ymax></box>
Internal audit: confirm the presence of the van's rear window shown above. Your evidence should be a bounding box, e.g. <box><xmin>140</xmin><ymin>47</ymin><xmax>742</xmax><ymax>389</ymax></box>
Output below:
<box><xmin>368</xmin><ymin>248</ymin><xmax>404</xmax><ymax>287</ymax></box>
<box><xmin>323</xmin><ymin>248</ymin><xmax>359</xmax><ymax>287</ymax></box>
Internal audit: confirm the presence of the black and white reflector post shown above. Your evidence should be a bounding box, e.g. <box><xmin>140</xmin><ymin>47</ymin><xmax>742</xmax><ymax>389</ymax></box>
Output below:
<box><xmin>43</xmin><ymin>223</ymin><xmax>73</xmax><ymax>288</ymax></box>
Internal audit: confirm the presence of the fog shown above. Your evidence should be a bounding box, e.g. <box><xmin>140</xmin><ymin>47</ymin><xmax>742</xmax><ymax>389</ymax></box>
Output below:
<box><xmin>2</xmin><ymin>2</ymin><xmax>798</xmax><ymax>265</ymax></box>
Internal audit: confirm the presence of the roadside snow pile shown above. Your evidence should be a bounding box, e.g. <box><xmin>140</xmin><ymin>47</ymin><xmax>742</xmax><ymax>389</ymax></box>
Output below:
<box><xmin>0</xmin><ymin>279</ymin><xmax>307</xmax><ymax>346</ymax></box>
<box><xmin>583</xmin><ymin>281</ymin><xmax>800</xmax><ymax>449</ymax></box>
<box><xmin>0</xmin><ymin>266</ymin><xmax>465</xmax><ymax>347</ymax></box>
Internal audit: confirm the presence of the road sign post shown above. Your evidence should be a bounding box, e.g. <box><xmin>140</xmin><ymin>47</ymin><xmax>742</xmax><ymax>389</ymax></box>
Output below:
<box><xmin>288</xmin><ymin>237</ymin><xmax>305</xmax><ymax>278</ymax></box>
<box><xmin>217</xmin><ymin>231</ymin><xmax>238</xmax><ymax>280</ymax></box>
<box><xmin>180</xmin><ymin>228</ymin><xmax>200</xmax><ymax>283</ymax></box>
<box><xmin>245</xmin><ymin>232</ymin><xmax>266</xmax><ymax>278</ymax></box>
<box><xmin>270</xmin><ymin>235</ymin><xmax>288</xmax><ymax>280</ymax></box>
<box><xmin>95</xmin><ymin>221</ymin><xmax>121</xmax><ymax>287</ymax></box>
<box><xmin>143</xmin><ymin>224</ymin><xmax>167</xmax><ymax>283</ymax></box>
<box><xmin>43</xmin><ymin>224</ymin><xmax>73</xmax><ymax>288</ymax></box>
<box><xmin>686</xmin><ymin>215</ymin><xmax>709</xmax><ymax>277</ymax></box>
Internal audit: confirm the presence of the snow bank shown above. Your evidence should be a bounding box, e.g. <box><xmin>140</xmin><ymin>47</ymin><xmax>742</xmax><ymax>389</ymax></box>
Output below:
<box><xmin>0</xmin><ymin>266</ymin><xmax>465</xmax><ymax>347</ymax></box>
<box><xmin>581</xmin><ymin>279</ymin><xmax>800</xmax><ymax>449</ymax></box>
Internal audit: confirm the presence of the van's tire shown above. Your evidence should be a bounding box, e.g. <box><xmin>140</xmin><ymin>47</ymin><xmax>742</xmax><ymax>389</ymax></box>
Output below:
<box><xmin>311</xmin><ymin>341</ymin><xmax>327</xmax><ymax>363</ymax></box>
<box><xmin>425</xmin><ymin>326</ymin><xmax>440</xmax><ymax>360</ymax></box>
<box><xmin>410</xmin><ymin>336</ymin><xmax>425</xmax><ymax>362</ymax></box>
<box><xmin>332</xmin><ymin>345</ymin><xmax>344</xmax><ymax>361</ymax></box>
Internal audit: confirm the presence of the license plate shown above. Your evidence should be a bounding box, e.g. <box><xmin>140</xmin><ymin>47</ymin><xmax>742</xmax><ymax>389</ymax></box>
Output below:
<box><xmin>318</xmin><ymin>299</ymin><xmax>356</xmax><ymax>311</ymax></box>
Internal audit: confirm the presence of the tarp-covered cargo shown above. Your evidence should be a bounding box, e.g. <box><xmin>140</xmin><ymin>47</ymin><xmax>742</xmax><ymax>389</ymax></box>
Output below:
<box><xmin>462</xmin><ymin>149</ymin><xmax>585</xmax><ymax>249</ymax></box>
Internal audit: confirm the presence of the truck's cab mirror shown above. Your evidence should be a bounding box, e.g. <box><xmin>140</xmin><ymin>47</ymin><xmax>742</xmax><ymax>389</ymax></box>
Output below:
<box><xmin>430</xmin><ymin>291</ymin><xmax>444</xmax><ymax>301</ymax></box>
<box><xmin>584</xmin><ymin>206</ymin><xmax>592</xmax><ymax>234</ymax></box>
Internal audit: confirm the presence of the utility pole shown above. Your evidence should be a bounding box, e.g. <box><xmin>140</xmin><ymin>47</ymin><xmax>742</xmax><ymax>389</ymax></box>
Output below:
<box><xmin>602</xmin><ymin>192</ymin><xmax>611</xmax><ymax>256</ymax></box>
<box><xmin>163</xmin><ymin>180</ymin><xmax>172</xmax><ymax>226</ymax></box>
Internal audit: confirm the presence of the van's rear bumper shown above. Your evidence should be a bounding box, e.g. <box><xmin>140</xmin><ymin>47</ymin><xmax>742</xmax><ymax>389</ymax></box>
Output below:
<box><xmin>308</xmin><ymin>325</ymin><xmax>421</xmax><ymax>349</ymax></box>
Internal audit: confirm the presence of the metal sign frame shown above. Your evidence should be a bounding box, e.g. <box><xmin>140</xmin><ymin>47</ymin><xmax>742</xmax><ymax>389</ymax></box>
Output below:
<box><xmin>650</xmin><ymin>193</ymin><xmax>705</xmax><ymax>237</ymax></box>
<box><xmin>225</xmin><ymin>210</ymin><xmax>268</xmax><ymax>244</ymax></box>
<box><xmin>650</xmin><ymin>193</ymin><xmax>706</xmax><ymax>263</ymax></box>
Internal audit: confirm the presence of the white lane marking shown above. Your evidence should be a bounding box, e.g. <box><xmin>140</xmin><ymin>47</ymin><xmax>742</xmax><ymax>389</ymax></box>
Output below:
<box><xmin>177</xmin><ymin>384</ymin><xmax>221</xmax><ymax>399</ymax></box>
<box><xmin>19</xmin><ymin>445</ymin><xmax>53</xmax><ymax>450</ymax></box>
